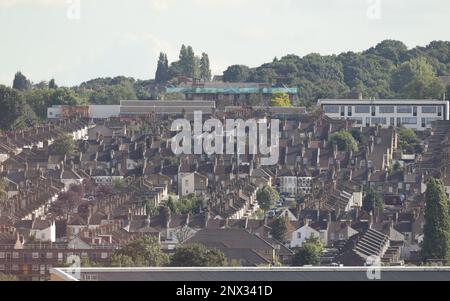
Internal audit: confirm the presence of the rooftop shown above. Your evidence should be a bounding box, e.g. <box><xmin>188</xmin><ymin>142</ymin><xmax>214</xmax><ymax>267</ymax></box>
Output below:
<box><xmin>50</xmin><ymin>267</ymin><xmax>450</xmax><ymax>281</ymax></box>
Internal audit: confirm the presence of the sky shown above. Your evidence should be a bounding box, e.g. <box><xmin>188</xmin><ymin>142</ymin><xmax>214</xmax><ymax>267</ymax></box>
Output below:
<box><xmin>0</xmin><ymin>0</ymin><xmax>449</xmax><ymax>86</ymax></box>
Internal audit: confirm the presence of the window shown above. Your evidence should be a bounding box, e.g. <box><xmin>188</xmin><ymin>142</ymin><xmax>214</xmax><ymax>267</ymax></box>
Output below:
<box><xmin>425</xmin><ymin>118</ymin><xmax>438</xmax><ymax>125</ymax></box>
<box><xmin>12</xmin><ymin>252</ymin><xmax>19</xmax><ymax>259</ymax></box>
<box><xmin>46</xmin><ymin>252</ymin><xmax>53</xmax><ymax>259</ymax></box>
<box><xmin>340</xmin><ymin>106</ymin><xmax>345</xmax><ymax>117</ymax></box>
<box><xmin>348</xmin><ymin>106</ymin><xmax>352</xmax><ymax>117</ymax></box>
<box><xmin>402</xmin><ymin>117</ymin><xmax>417</xmax><ymax>125</ymax></box>
<box><xmin>350</xmin><ymin>117</ymin><xmax>363</xmax><ymax>125</ymax></box>
<box><xmin>32</xmin><ymin>252</ymin><xmax>39</xmax><ymax>259</ymax></box>
<box><xmin>323</xmin><ymin>105</ymin><xmax>339</xmax><ymax>113</ymax></box>
<box><xmin>101</xmin><ymin>252</ymin><xmax>108</xmax><ymax>259</ymax></box>
<box><xmin>0</xmin><ymin>252</ymin><xmax>4</xmax><ymax>259</ymax></box>
<box><xmin>371</xmin><ymin>117</ymin><xmax>387</xmax><ymax>125</ymax></box>
<box><xmin>297</xmin><ymin>233</ymin><xmax>302</xmax><ymax>239</ymax></box>
<box><xmin>32</xmin><ymin>264</ymin><xmax>39</xmax><ymax>271</ymax></box>
<box><xmin>0</xmin><ymin>264</ymin><xmax>5</xmax><ymax>271</ymax></box>
<box><xmin>397</xmin><ymin>106</ymin><xmax>412</xmax><ymax>113</ymax></box>
<box><xmin>379</xmin><ymin>106</ymin><xmax>395</xmax><ymax>114</ymax></box>
<box><xmin>413</xmin><ymin>106</ymin><xmax>417</xmax><ymax>117</ymax></box>
<box><xmin>371</xmin><ymin>106</ymin><xmax>376</xmax><ymax>116</ymax></box>
<box><xmin>355</xmin><ymin>105</ymin><xmax>370</xmax><ymax>113</ymax></box>
<box><xmin>390</xmin><ymin>117</ymin><xmax>395</xmax><ymax>126</ymax></box>
<box><xmin>12</xmin><ymin>264</ymin><xmax>19</xmax><ymax>271</ymax></box>
<box><xmin>422</xmin><ymin>106</ymin><xmax>437</xmax><ymax>114</ymax></box>
<box><xmin>438</xmin><ymin>106</ymin><xmax>443</xmax><ymax>117</ymax></box>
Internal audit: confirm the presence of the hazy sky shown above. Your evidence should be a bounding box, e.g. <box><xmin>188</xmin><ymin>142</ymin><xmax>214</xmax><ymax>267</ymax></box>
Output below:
<box><xmin>0</xmin><ymin>0</ymin><xmax>449</xmax><ymax>86</ymax></box>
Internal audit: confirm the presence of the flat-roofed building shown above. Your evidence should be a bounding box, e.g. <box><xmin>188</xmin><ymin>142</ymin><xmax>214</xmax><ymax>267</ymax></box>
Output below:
<box><xmin>317</xmin><ymin>99</ymin><xmax>450</xmax><ymax>131</ymax></box>
<box><xmin>166</xmin><ymin>82</ymin><xmax>298</xmax><ymax>107</ymax></box>
<box><xmin>119</xmin><ymin>100</ymin><xmax>216</xmax><ymax>117</ymax></box>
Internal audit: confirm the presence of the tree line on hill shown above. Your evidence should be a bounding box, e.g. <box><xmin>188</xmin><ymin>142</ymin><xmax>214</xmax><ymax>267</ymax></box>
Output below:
<box><xmin>1</xmin><ymin>40</ymin><xmax>450</xmax><ymax>131</ymax></box>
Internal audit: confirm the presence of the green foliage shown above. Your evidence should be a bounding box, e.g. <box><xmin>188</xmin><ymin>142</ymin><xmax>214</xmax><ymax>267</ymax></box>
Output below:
<box><xmin>393</xmin><ymin>161</ymin><xmax>402</xmax><ymax>171</ymax></box>
<box><xmin>256</xmin><ymin>185</ymin><xmax>280</xmax><ymax>211</ymax></box>
<box><xmin>0</xmin><ymin>85</ymin><xmax>38</xmax><ymax>130</ymax></box>
<box><xmin>350</xmin><ymin>128</ymin><xmax>364</xmax><ymax>144</ymax></box>
<box><xmin>166</xmin><ymin>194</ymin><xmax>203</xmax><ymax>214</ymax></box>
<box><xmin>114</xmin><ymin>236</ymin><xmax>169</xmax><ymax>267</ymax></box>
<box><xmin>50</xmin><ymin>134</ymin><xmax>76</xmax><ymax>156</ymax></box>
<box><xmin>217</xmin><ymin>40</ymin><xmax>450</xmax><ymax>107</ymax></box>
<box><xmin>392</xmin><ymin>57</ymin><xmax>445</xmax><ymax>99</ymax></box>
<box><xmin>292</xmin><ymin>236</ymin><xmax>324</xmax><ymax>266</ymax></box>
<box><xmin>0</xmin><ymin>178</ymin><xmax>7</xmax><ymax>200</ymax></box>
<box><xmin>78</xmin><ymin>77</ymin><xmax>136</xmax><ymax>105</ymax></box>
<box><xmin>0</xmin><ymin>273</ymin><xmax>18</xmax><ymax>281</ymax></box>
<box><xmin>49</xmin><ymin>78</ymin><xmax>58</xmax><ymax>89</ymax></box>
<box><xmin>270</xmin><ymin>93</ymin><xmax>292</xmax><ymax>107</ymax></box>
<box><xmin>397</xmin><ymin>128</ymin><xmax>419</xmax><ymax>151</ymax></box>
<box><xmin>113</xmin><ymin>179</ymin><xmax>127</xmax><ymax>191</ymax></box>
<box><xmin>362</xmin><ymin>189</ymin><xmax>384</xmax><ymax>213</ymax></box>
<box><xmin>164</xmin><ymin>157</ymin><xmax>180</xmax><ymax>166</ymax></box>
<box><xmin>171</xmin><ymin>244</ymin><xmax>227</xmax><ymax>267</ymax></box>
<box><xmin>270</xmin><ymin>215</ymin><xmax>290</xmax><ymax>242</ymax></box>
<box><xmin>223</xmin><ymin>65</ymin><xmax>251</xmax><ymax>82</ymax></box>
<box><xmin>163</xmin><ymin>92</ymin><xmax>185</xmax><ymax>100</ymax></box>
<box><xmin>422</xmin><ymin>178</ymin><xmax>450</xmax><ymax>261</ymax></box>
<box><xmin>13</xmin><ymin>71</ymin><xmax>31</xmax><ymax>91</ymax></box>
<box><xmin>329</xmin><ymin>130</ymin><xmax>358</xmax><ymax>152</ymax></box>
<box><xmin>177</xmin><ymin>45</ymin><xmax>198</xmax><ymax>78</ymax></box>
<box><xmin>109</xmin><ymin>254</ymin><xmax>136</xmax><ymax>267</ymax></box>
<box><xmin>200</xmin><ymin>53</ymin><xmax>212</xmax><ymax>82</ymax></box>
<box><xmin>155</xmin><ymin>52</ymin><xmax>171</xmax><ymax>83</ymax></box>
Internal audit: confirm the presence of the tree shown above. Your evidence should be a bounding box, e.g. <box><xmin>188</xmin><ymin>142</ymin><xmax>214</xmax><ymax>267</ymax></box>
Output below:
<box><xmin>171</xmin><ymin>244</ymin><xmax>227</xmax><ymax>267</ymax></box>
<box><xmin>393</xmin><ymin>161</ymin><xmax>402</xmax><ymax>171</ymax></box>
<box><xmin>391</xmin><ymin>57</ymin><xmax>445</xmax><ymax>99</ymax></box>
<box><xmin>12</xmin><ymin>71</ymin><xmax>31</xmax><ymax>91</ymax></box>
<box><xmin>178</xmin><ymin>45</ymin><xmax>198</xmax><ymax>78</ymax></box>
<box><xmin>155</xmin><ymin>52</ymin><xmax>170</xmax><ymax>83</ymax></box>
<box><xmin>328</xmin><ymin>130</ymin><xmax>358</xmax><ymax>152</ymax></box>
<box><xmin>422</xmin><ymin>178</ymin><xmax>450</xmax><ymax>262</ymax></box>
<box><xmin>365</xmin><ymin>40</ymin><xmax>408</xmax><ymax>65</ymax></box>
<box><xmin>50</xmin><ymin>134</ymin><xmax>76</xmax><ymax>156</ymax></box>
<box><xmin>0</xmin><ymin>85</ymin><xmax>38</xmax><ymax>130</ymax></box>
<box><xmin>270</xmin><ymin>93</ymin><xmax>292</xmax><ymax>107</ymax></box>
<box><xmin>0</xmin><ymin>178</ymin><xmax>7</xmax><ymax>201</ymax></box>
<box><xmin>49</xmin><ymin>78</ymin><xmax>58</xmax><ymax>89</ymax></box>
<box><xmin>223</xmin><ymin>65</ymin><xmax>250</xmax><ymax>82</ymax></box>
<box><xmin>0</xmin><ymin>273</ymin><xmax>18</xmax><ymax>281</ymax></box>
<box><xmin>115</xmin><ymin>236</ymin><xmax>169</xmax><ymax>267</ymax></box>
<box><xmin>292</xmin><ymin>236</ymin><xmax>323</xmax><ymax>266</ymax></box>
<box><xmin>109</xmin><ymin>254</ymin><xmax>135</xmax><ymax>267</ymax></box>
<box><xmin>362</xmin><ymin>189</ymin><xmax>384</xmax><ymax>213</ymax></box>
<box><xmin>270</xmin><ymin>215</ymin><xmax>290</xmax><ymax>242</ymax></box>
<box><xmin>200</xmin><ymin>53</ymin><xmax>212</xmax><ymax>82</ymax></box>
<box><xmin>350</xmin><ymin>128</ymin><xmax>364</xmax><ymax>143</ymax></box>
<box><xmin>397</xmin><ymin>128</ymin><xmax>418</xmax><ymax>150</ymax></box>
<box><xmin>50</xmin><ymin>87</ymin><xmax>86</xmax><ymax>106</ymax></box>
<box><xmin>257</xmin><ymin>185</ymin><xmax>280</xmax><ymax>211</ymax></box>
<box><xmin>113</xmin><ymin>179</ymin><xmax>127</xmax><ymax>191</ymax></box>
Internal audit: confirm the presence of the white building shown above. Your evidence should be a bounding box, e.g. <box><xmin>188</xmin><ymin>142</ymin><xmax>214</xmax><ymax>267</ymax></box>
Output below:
<box><xmin>290</xmin><ymin>223</ymin><xmax>326</xmax><ymax>248</ymax></box>
<box><xmin>317</xmin><ymin>99</ymin><xmax>450</xmax><ymax>131</ymax></box>
<box><xmin>47</xmin><ymin>105</ymin><xmax>120</xmax><ymax>119</ymax></box>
